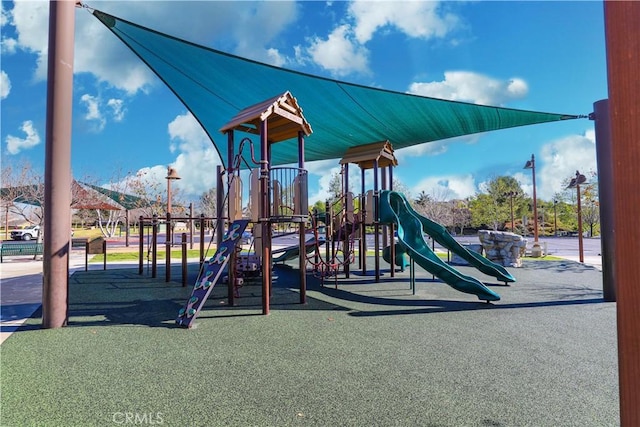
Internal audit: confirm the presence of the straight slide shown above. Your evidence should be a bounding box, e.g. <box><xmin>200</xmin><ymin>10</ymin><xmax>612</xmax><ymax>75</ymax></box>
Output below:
<box><xmin>395</xmin><ymin>192</ymin><xmax>515</xmax><ymax>284</ymax></box>
<box><xmin>272</xmin><ymin>237</ymin><xmax>325</xmax><ymax>263</ymax></box>
<box><xmin>379</xmin><ymin>191</ymin><xmax>500</xmax><ymax>302</ymax></box>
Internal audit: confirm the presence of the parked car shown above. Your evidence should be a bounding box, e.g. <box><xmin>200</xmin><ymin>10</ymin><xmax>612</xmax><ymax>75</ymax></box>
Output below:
<box><xmin>10</xmin><ymin>225</ymin><xmax>41</xmax><ymax>241</ymax></box>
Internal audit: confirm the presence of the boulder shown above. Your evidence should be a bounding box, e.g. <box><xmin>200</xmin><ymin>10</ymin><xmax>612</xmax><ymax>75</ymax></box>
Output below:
<box><xmin>478</xmin><ymin>230</ymin><xmax>527</xmax><ymax>267</ymax></box>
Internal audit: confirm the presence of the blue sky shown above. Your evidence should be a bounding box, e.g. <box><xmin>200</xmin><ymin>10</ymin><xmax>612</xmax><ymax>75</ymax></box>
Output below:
<box><xmin>1</xmin><ymin>1</ymin><xmax>606</xmax><ymax>206</ymax></box>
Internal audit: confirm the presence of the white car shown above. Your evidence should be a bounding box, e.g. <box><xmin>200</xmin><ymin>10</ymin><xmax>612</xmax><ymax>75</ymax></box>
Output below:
<box><xmin>10</xmin><ymin>225</ymin><xmax>41</xmax><ymax>241</ymax></box>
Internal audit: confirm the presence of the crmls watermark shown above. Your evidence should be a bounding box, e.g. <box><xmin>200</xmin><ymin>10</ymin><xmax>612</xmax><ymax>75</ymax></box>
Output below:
<box><xmin>112</xmin><ymin>412</ymin><xmax>164</xmax><ymax>425</ymax></box>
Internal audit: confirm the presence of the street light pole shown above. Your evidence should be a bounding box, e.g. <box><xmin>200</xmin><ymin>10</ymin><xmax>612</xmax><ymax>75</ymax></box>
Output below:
<box><xmin>567</xmin><ymin>171</ymin><xmax>587</xmax><ymax>263</ymax></box>
<box><xmin>524</xmin><ymin>154</ymin><xmax>540</xmax><ymax>255</ymax></box>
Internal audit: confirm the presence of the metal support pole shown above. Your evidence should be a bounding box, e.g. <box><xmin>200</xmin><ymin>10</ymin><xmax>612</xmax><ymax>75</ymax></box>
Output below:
<box><xmin>298</xmin><ymin>131</ymin><xmax>307</xmax><ymax>303</ymax></box>
<box><xmin>138</xmin><ymin>215</ymin><xmax>144</xmax><ymax>275</ymax></box>
<box><xmin>592</xmin><ymin>99</ymin><xmax>615</xmax><ymax>301</ymax></box>
<box><xmin>166</xmin><ymin>212</ymin><xmax>171</xmax><ymax>282</ymax></box>
<box><xmin>102</xmin><ymin>240</ymin><xmax>107</xmax><ymax>271</ymax></box>
<box><xmin>216</xmin><ymin>165</ymin><xmax>224</xmax><ymax>248</ymax></box>
<box><xmin>199</xmin><ymin>214</ymin><xmax>205</xmax><ymax>267</ymax></box>
<box><xmin>260</xmin><ymin>120</ymin><xmax>271</xmax><ymax>315</ymax></box>
<box><xmin>42</xmin><ymin>0</ymin><xmax>75</xmax><ymax>329</ymax></box>
<box><xmin>576</xmin><ymin>181</ymin><xmax>584</xmax><ymax>263</ymax></box>
<box><xmin>125</xmin><ymin>209</ymin><xmax>130</xmax><ymax>247</ymax></box>
<box><xmin>344</xmin><ymin>163</ymin><xmax>350</xmax><ymax>279</ymax></box>
<box><xmin>373</xmin><ymin>159</ymin><xmax>380</xmax><ymax>283</ymax></box>
<box><xmin>152</xmin><ymin>215</ymin><xmax>158</xmax><ymax>279</ymax></box>
<box><xmin>361</xmin><ymin>167</ymin><xmax>367</xmax><ymax>275</ymax></box>
<box><xmin>181</xmin><ymin>232</ymin><xmax>187</xmax><ymax>287</ymax></box>
<box><xmin>189</xmin><ymin>203</ymin><xmax>194</xmax><ymax>250</ymax></box>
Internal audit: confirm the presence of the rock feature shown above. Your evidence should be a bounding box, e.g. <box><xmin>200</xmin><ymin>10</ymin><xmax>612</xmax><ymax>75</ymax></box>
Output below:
<box><xmin>478</xmin><ymin>230</ymin><xmax>527</xmax><ymax>267</ymax></box>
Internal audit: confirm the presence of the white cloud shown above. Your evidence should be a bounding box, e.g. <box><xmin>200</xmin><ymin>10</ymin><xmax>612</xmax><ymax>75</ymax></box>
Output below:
<box><xmin>0</xmin><ymin>70</ymin><xmax>10</xmax><ymax>99</ymax></box>
<box><xmin>5</xmin><ymin>1</ymin><xmax>297</xmax><ymax>94</ymax></box>
<box><xmin>107</xmin><ymin>98</ymin><xmax>125</xmax><ymax>122</ymax></box>
<box><xmin>409</xmin><ymin>71</ymin><xmax>529</xmax><ymax>106</ymax></box>
<box><xmin>307</xmin><ymin>25</ymin><xmax>370</xmax><ymax>76</ymax></box>
<box><xmin>348</xmin><ymin>0</ymin><xmax>459</xmax><ymax>44</ymax></box>
<box><xmin>535</xmin><ymin>130</ymin><xmax>597</xmax><ymax>200</ymax></box>
<box><xmin>80</xmin><ymin>93</ymin><xmax>106</xmax><ymax>132</ymax></box>
<box><xmin>6</xmin><ymin>120</ymin><xmax>41</xmax><ymax>154</ymax></box>
<box><xmin>412</xmin><ymin>174</ymin><xmax>477</xmax><ymax>201</ymax></box>
<box><xmin>166</xmin><ymin>112</ymin><xmax>221</xmax><ymax>195</ymax></box>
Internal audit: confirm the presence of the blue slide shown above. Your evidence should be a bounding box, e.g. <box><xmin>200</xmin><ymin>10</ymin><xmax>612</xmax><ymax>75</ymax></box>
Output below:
<box><xmin>379</xmin><ymin>191</ymin><xmax>500</xmax><ymax>302</ymax></box>
<box><xmin>395</xmin><ymin>192</ymin><xmax>515</xmax><ymax>284</ymax></box>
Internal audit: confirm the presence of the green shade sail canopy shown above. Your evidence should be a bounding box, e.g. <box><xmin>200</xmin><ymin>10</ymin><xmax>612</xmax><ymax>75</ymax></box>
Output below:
<box><xmin>91</xmin><ymin>8</ymin><xmax>583</xmax><ymax>169</ymax></box>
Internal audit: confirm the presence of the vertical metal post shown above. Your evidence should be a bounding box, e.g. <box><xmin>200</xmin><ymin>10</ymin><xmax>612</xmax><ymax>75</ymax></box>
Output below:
<box><xmin>361</xmin><ymin>167</ymin><xmax>366</xmax><ymax>275</ymax></box>
<box><xmin>592</xmin><ymin>99</ymin><xmax>616</xmax><ymax>301</ymax></box>
<box><xmin>260</xmin><ymin>120</ymin><xmax>271</xmax><ymax>315</ymax></box>
<box><xmin>373</xmin><ymin>159</ymin><xmax>380</xmax><ymax>283</ymax></box>
<box><xmin>388</xmin><ymin>165</ymin><xmax>395</xmax><ymax>278</ymax></box>
<box><xmin>42</xmin><ymin>0</ymin><xmax>75</xmax><ymax>329</ymax></box>
<box><xmin>152</xmin><ymin>214</ymin><xmax>158</xmax><ymax>278</ymax></box>
<box><xmin>605</xmin><ymin>1</ymin><xmax>640</xmax><ymax>423</ymax></box>
<box><xmin>576</xmin><ymin>180</ymin><xmax>584</xmax><ymax>263</ymax></box>
<box><xmin>138</xmin><ymin>215</ymin><xmax>144</xmax><ymax>275</ymax></box>
<box><xmin>343</xmin><ymin>163</ymin><xmax>350</xmax><ymax>279</ymax></box>
<box><xmin>298</xmin><ymin>131</ymin><xmax>306</xmax><ymax>303</ymax></box>
<box><xmin>125</xmin><ymin>209</ymin><xmax>130</xmax><ymax>247</ymax></box>
<box><xmin>189</xmin><ymin>202</ymin><xmax>194</xmax><ymax>249</ymax></box>
<box><xmin>165</xmin><ymin>212</ymin><xmax>171</xmax><ymax>282</ymax></box>
<box><xmin>102</xmin><ymin>240</ymin><xmax>107</xmax><ymax>271</ymax></box>
<box><xmin>181</xmin><ymin>232</ymin><xmax>187</xmax><ymax>287</ymax></box>
<box><xmin>199</xmin><ymin>214</ymin><xmax>205</xmax><ymax>267</ymax></box>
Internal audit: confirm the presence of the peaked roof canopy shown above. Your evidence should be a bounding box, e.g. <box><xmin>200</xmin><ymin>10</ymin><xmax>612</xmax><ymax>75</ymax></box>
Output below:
<box><xmin>220</xmin><ymin>91</ymin><xmax>312</xmax><ymax>143</ymax></box>
<box><xmin>340</xmin><ymin>140</ymin><xmax>398</xmax><ymax>170</ymax></box>
<box><xmin>91</xmin><ymin>8</ymin><xmax>584</xmax><ymax>169</ymax></box>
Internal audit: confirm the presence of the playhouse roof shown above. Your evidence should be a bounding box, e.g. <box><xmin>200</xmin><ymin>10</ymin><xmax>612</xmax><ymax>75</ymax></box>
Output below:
<box><xmin>91</xmin><ymin>9</ymin><xmax>584</xmax><ymax>170</ymax></box>
<box><xmin>340</xmin><ymin>141</ymin><xmax>398</xmax><ymax>170</ymax></box>
<box><xmin>220</xmin><ymin>91</ymin><xmax>312</xmax><ymax>143</ymax></box>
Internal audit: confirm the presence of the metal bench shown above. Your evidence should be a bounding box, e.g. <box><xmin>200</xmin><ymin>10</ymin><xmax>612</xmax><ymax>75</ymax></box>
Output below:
<box><xmin>0</xmin><ymin>242</ymin><xmax>44</xmax><ymax>263</ymax></box>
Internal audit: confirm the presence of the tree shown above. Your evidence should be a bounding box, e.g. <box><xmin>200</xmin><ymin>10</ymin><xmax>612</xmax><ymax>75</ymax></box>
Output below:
<box><xmin>198</xmin><ymin>187</ymin><xmax>217</xmax><ymax>219</ymax></box>
<box><xmin>1</xmin><ymin>162</ymin><xmax>45</xmax><ymax>237</ymax></box>
<box><xmin>451</xmin><ymin>199</ymin><xmax>472</xmax><ymax>235</ymax></box>
<box><xmin>472</xmin><ymin>175</ymin><xmax>525</xmax><ymax>231</ymax></box>
<box><xmin>579</xmin><ymin>180</ymin><xmax>600</xmax><ymax>237</ymax></box>
<box><xmin>412</xmin><ymin>187</ymin><xmax>453</xmax><ymax>225</ymax></box>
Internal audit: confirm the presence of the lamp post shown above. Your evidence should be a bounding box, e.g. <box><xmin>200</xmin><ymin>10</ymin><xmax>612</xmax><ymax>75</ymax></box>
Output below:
<box><xmin>165</xmin><ymin>166</ymin><xmax>181</xmax><ymax>245</ymax></box>
<box><xmin>567</xmin><ymin>170</ymin><xmax>587</xmax><ymax>263</ymax></box>
<box><xmin>524</xmin><ymin>154</ymin><xmax>540</xmax><ymax>255</ymax></box>
<box><xmin>504</xmin><ymin>191</ymin><xmax>518</xmax><ymax>232</ymax></box>
<box><xmin>553</xmin><ymin>199</ymin><xmax>558</xmax><ymax>237</ymax></box>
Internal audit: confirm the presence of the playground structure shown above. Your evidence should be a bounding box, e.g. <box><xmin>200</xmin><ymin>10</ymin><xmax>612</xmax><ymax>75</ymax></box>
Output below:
<box><xmin>176</xmin><ymin>92</ymin><xmax>515</xmax><ymax>327</ymax></box>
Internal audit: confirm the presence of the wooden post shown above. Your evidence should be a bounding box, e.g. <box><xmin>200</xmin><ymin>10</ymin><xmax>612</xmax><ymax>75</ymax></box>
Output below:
<box><xmin>604</xmin><ymin>1</ymin><xmax>640</xmax><ymax>424</ymax></box>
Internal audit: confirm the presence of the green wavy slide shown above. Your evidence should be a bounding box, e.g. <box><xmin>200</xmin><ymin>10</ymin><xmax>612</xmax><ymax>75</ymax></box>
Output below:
<box><xmin>379</xmin><ymin>190</ymin><xmax>501</xmax><ymax>302</ymax></box>
<box><xmin>397</xmin><ymin>192</ymin><xmax>515</xmax><ymax>284</ymax></box>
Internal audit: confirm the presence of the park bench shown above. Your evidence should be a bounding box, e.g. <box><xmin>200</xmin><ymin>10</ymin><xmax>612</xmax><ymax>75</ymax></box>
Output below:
<box><xmin>0</xmin><ymin>242</ymin><xmax>44</xmax><ymax>263</ymax></box>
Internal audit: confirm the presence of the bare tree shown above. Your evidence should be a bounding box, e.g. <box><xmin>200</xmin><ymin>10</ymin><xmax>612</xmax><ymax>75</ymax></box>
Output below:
<box><xmin>1</xmin><ymin>162</ymin><xmax>45</xmax><ymax>231</ymax></box>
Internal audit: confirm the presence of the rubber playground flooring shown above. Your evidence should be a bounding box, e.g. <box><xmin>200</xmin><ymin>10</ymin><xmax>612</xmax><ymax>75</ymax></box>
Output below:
<box><xmin>1</xmin><ymin>258</ymin><xmax>618</xmax><ymax>426</ymax></box>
